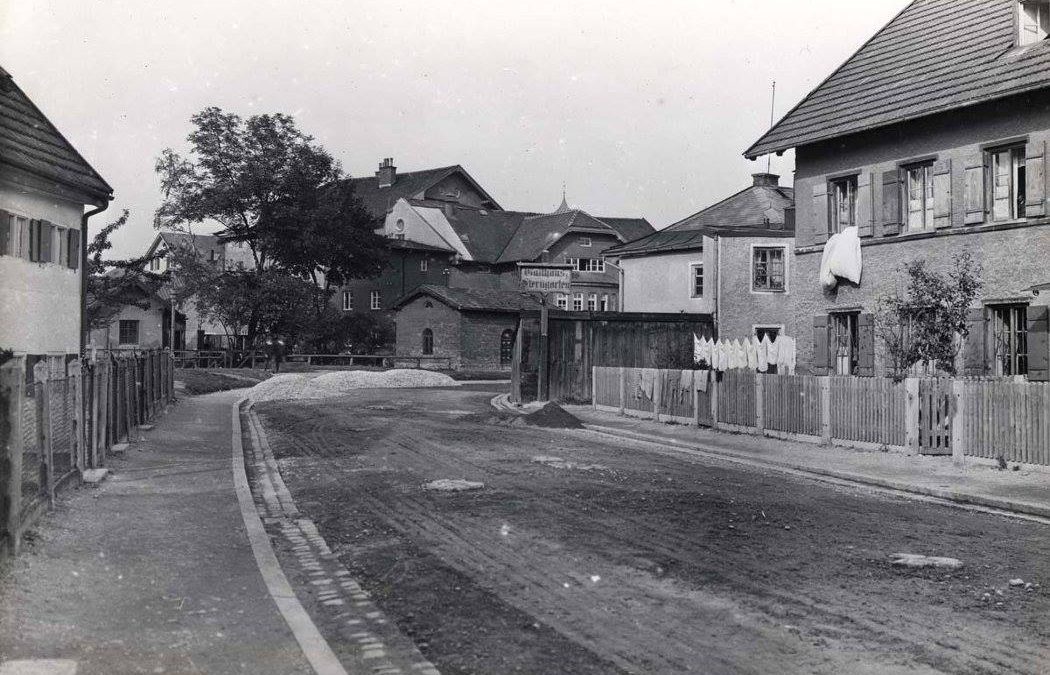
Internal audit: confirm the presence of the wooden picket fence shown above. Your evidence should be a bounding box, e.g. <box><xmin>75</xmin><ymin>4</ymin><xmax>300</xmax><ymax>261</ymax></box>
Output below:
<box><xmin>1</xmin><ymin>350</ymin><xmax>175</xmax><ymax>557</ymax></box>
<box><xmin>592</xmin><ymin>367</ymin><xmax>1050</xmax><ymax>466</ymax></box>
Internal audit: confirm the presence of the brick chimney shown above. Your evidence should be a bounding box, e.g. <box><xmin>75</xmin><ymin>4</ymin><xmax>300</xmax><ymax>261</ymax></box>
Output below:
<box><xmin>752</xmin><ymin>173</ymin><xmax>780</xmax><ymax>188</ymax></box>
<box><xmin>376</xmin><ymin>158</ymin><xmax>396</xmax><ymax>188</ymax></box>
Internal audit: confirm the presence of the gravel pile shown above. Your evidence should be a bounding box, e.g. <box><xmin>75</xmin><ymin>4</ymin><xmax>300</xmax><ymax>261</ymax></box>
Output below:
<box><xmin>249</xmin><ymin>369</ymin><xmax>458</xmax><ymax>402</ymax></box>
<box><xmin>521</xmin><ymin>402</ymin><xmax>584</xmax><ymax>429</ymax></box>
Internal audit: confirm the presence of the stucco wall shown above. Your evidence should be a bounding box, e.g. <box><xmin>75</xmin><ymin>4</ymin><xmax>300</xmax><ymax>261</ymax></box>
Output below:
<box><xmin>422</xmin><ymin>174</ymin><xmax>494</xmax><ymax>209</ymax></box>
<box><xmin>619</xmin><ymin>245</ymin><xmax>714</xmax><ymax>314</ymax></box>
<box><xmin>792</xmin><ymin>90</ymin><xmax>1050</xmax><ymax>375</ymax></box>
<box><xmin>718</xmin><ymin>235</ymin><xmax>796</xmax><ymax>341</ymax></box>
<box><xmin>90</xmin><ymin>301</ymin><xmax>165</xmax><ymax>349</ymax></box>
<box><xmin>0</xmin><ymin>173</ymin><xmax>84</xmax><ymax>355</ymax></box>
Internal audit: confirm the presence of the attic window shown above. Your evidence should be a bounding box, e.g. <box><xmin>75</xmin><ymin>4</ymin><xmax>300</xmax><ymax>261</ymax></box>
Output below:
<box><xmin>460</xmin><ymin>234</ymin><xmax>470</xmax><ymax>242</ymax></box>
<box><xmin>1020</xmin><ymin>0</ymin><xmax>1050</xmax><ymax>45</ymax></box>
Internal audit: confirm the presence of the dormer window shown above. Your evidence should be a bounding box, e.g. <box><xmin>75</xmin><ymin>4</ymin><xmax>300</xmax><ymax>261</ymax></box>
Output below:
<box><xmin>1020</xmin><ymin>0</ymin><xmax>1050</xmax><ymax>45</ymax></box>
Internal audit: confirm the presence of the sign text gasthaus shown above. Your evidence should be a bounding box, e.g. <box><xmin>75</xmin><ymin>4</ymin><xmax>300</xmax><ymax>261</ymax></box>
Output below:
<box><xmin>519</xmin><ymin>265</ymin><xmax>573</xmax><ymax>293</ymax></box>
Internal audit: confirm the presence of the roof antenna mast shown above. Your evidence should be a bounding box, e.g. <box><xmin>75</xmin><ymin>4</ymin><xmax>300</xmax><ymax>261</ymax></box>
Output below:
<box><xmin>767</xmin><ymin>80</ymin><xmax>776</xmax><ymax>174</ymax></box>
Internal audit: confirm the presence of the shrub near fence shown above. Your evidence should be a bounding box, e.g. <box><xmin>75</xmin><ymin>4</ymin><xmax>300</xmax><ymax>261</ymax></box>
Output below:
<box><xmin>1</xmin><ymin>349</ymin><xmax>175</xmax><ymax>557</ymax></box>
<box><xmin>592</xmin><ymin>366</ymin><xmax>1050</xmax><ymax>466</ymax></box>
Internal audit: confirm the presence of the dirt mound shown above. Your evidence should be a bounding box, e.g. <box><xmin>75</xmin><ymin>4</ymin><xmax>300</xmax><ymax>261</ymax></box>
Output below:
<box><xmin>521</xmin><ymin>403</ymin><xmax>583</xmax><ymax>429</ymax></box>
<box><xmin>248</xmin><ymin>369</ymin><xmax>458</xmax><ymax>402</ymax></box>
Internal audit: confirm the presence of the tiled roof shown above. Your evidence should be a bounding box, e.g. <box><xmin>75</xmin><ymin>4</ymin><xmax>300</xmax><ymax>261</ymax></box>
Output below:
<box><xmin>412</xmin><ymin>201</ymin><xmax>530</xmax><ymax>262</ymax></box>
<box><xmin>604</xmin><ymin>183</ymin><xmax>794</xmax><ymax>258</ymax></box>
<box><xmin>347</xmin><ymin>165</ymin><xmax>501</xmax><ymax>219</ymax></box>
<box><xmin>0</xmin><ymin>66</ymin><xmax>112</xmax><ymax>201</ymax></box>
<box><xmin>393</xmin><ymin>284</ymin><xmax>542</xmax><ymax>313</ymax></box>
<box><xmin>495</xmin><ymin>210</ymin><xmax>654</xmax><ymax>264</ymax></box>
<box><xmin>746</xmin><ymin>0</ymin><xmax>1050</xmax><ymax>158</ymax></box>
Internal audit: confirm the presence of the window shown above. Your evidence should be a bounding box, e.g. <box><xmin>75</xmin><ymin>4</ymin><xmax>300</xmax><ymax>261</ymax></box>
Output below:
<box><xmin>149</xmin><ymin>253</ymin><xmax>163</xmax><ymax>271</ymax></box>
<box><xmin>690</xmin><ymin>263</ymin><xmax>704</xmax><ymax>298</ymax></box>
<box><xmin>990</xmin><ymin>304</ymin><xmax>1028</xmax><ymax>376</ymax></box>
<box><xmin>1020</xmin><ymin>0</ymin><xmax>1050</xmax><ymax>45</ymax></box>
<box><xmin>370</xmin><ymin>290</ymin><xmax>381</xmax><ymax>310</ymax></box>
<box><xmin>587</xmin><ymin>293</ymin><xmax>597</xmax><ymax>311</ymax></box>
<box><xmin>752</xmin><ymin>247</ymin><xmax>786</xmax><ymax>292</ymax></box>
<box><xmin>342</xmin><ymin>291</ymin><xmax>353</xmax><ymax>311</ymax></box>
<box><xmin>209</xmin><ymin>249</ymin><xmax>216</xmax><ymax>262</ymax></box>
<box><xmin>395</xmin><ymin>218</ymin><xmax>405</xmax><ymax>233</ymax></box>
<box><xmin>830</xmin><ymin>312</ymin><xmax>859</xmax><ymax>376</ymax></box>
<box><xmin>903</xmin><ymin>162</ymin><xmax>935</xmax><ymax>230</ymax></box>
<box><xmin>600</xmin><ymin>294</ymin><xmax>609</xmax><ymax>312</ymax></box>
<box><xmin>829</xmin><ymin>176</ymin><xmax>857</xmax><ymax>235</ymax></box>
<box><xmin>13</xmin><ymin>216</ymin><xmax>28</xmax><ymax>258</ymax></box>
<box><xmin>555</xmin><ymin>294</ymin><xmax>568</xmax><ymax>310</ymax></box>
<box><xmin>572</xmin><ymin>293</ymin><xmax>583</xmax><ymax>311</ymax></box>
<box><xmin>500</xmin><ymin>329</ymin><xmax>515</xmax><ymax>366</ymax></box>
<box><xmin>118</xmin><ymin>320</ymin><xmax>140</xmax><ymax>345</ymax></box>
<box><xmin>579</xmin><ymin>236</ymin><xmax>592</xmax><ymax>247</ymax></box>
<box><xmin>420</xmin><ymin>258</ymin><xmax>428</xmax><ymax>272</ymax></box>
<box><xmin>422</xmin><ymin>328</ymin><xmax>434</xmax><ymax>355</ymax></box>
<box><xmin>566</xmin><ymin>257</ymin><xmax>604</xmax><ymax>273</ymax></box>
<box><xmin>990</xmin><ymin>145</ymin><xmax>1027</xmax><ymax>221</ymax></box>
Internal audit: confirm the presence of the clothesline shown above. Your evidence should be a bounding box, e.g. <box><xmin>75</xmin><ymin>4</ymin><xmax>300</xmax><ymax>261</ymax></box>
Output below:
<box><xmin>693</xmin><ymin>334</ymin><xmax>797</xmax><ymax>374</ymax></box>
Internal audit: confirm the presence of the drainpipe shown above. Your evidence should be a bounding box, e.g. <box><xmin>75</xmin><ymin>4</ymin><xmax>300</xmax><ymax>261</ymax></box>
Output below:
<box><xmin>80</xmin><ymin>202</ymin><xmax>109</xmax><ymax>356</ymax></box>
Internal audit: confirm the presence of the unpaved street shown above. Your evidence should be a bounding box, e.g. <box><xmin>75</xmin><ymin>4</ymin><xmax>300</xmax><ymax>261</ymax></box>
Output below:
<box><xmin>256</xmin><ymin>386</ymin><xmax>1050</xmax><ymax>674</ymax></box>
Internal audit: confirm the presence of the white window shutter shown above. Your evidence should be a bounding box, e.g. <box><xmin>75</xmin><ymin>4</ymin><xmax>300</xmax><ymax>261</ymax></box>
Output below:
<box><xmin>933</xmin><ymin>159</ymin><xmax>952</xmax><ymax>228</ymax></box>
<box><xmin>856</xmin><ymin>172</ymin><xmax>874</xmax><ymax>237</ymax></box>
<box><xmin>1026</xmin><ymin>140</ymin><xmax>1047</xmax><ymax>218</ymax></box>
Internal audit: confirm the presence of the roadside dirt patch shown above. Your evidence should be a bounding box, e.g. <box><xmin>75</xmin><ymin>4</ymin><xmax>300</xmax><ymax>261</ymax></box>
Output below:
<box><xmin>521</xmin><ymin>402</ymin><xmax>583</xmax><ymax>429</ymax></box>
<box><xmin>422</xmin><ymin>479</ymin><xmax>485</xmax><ymax>492</ymax></box>
<box><xmin>531</xmin><ymin>455</ymin><xmax>608</xmax><ymax>471</ymax></box>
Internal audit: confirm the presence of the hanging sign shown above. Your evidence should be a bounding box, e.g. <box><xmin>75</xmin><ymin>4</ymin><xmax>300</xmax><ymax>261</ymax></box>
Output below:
<box><xmin>519</xmin><ymin>264</ymin><xmax>573</xmax><ymax>294</ymax></box>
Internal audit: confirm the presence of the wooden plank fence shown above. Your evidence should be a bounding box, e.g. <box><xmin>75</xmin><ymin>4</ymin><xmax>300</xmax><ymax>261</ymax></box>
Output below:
<box><xmin>1</xmin><ymin>349</ymin><xmax>175</xmax><ymax>557</ymax></box>
<box><xmin>592</xmin><ymin>366</ymin><xmax>1050</xmax><ymax>466</ymax></box>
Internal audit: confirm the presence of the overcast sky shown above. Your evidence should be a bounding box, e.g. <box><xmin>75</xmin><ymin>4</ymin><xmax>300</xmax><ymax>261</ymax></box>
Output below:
<box><xmin>1</xmin><ymin>0</ymin><xmax>905</xmax><ymax>257</ymax></box>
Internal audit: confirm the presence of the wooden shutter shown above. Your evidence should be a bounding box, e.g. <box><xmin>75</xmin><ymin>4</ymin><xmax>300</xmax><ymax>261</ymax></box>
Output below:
<box><xmin>812</xmin><ymin>183</ymin><xmax>829</xmax><ymax>246</ymax></box>
<box><xmin>68</xmin><ymin>229</ymin><xmax>81</xmax><ymax>270</ymax></box>
<box><xmin>39</xmin><ymin>221</ymin><xmax>53</xmax><ymax>263</ymax></box>
<box><xmin>961</xmin><ymin>306</ymin><xmax>987</xmax><ymax>376</ymax></box>
<box><xmin>964</xmin><ymin>153</ymin><xmax>986</xmax><ymax>224</ymax></box>
<box><xmin>812</xmin><ymin>314</ymin><xmax>830</xmax><ymax>375</ymax></box>
<box><xmin>1027</xmin><ymin>305</ymin><xmax>1050</xmax><ymax>382</ymax></box>
<box><xmin>856</xmin><ymin>172</ymin><xmax>874</xmax><ymax>237</ymax></box>
<box><xmin>0</xmin><ymin>211</ymin><xmax>9</xmax><ymax>256</ymax></box>
<box><xmin>18</xmin><ymin>218</ymin><xmax>30</xmax><ymax>259</ymax></box>
<box><xmin>1026</xmin><ymin>140</ymin><xmax>1047</xmax><ymax>218</ymax></box>
<box><xmin>28</xmin><ymin>219</ymin><xmax>39</xmax><ymax>261</ymax></box>
<box><xmin>56</xmin><ymin>227</ymin><xmax>66</xmax><ymax>269</ymax></box>
<box><xmin>933</xmin><ymin>159</ymin><xmax>952</xmax><ymax>228</ymax></box>
<box><xmin>881</xmin><ymin>170</ymin><xmax>901</xmax><ymax>236</ymax></box>
<box><xmin>857</xmin><ymin>312</ymin><xmax>875</xmax><ymax>377</ymax></box>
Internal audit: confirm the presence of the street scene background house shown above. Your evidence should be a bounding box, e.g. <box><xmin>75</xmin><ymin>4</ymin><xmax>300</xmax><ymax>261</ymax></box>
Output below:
<box><xmin>746</xmin><ymin>0</ymin><xmax>1050</xmax><ymax>380</ymax></box>
<box><xmin>0</xmin><ymin>66</ymin><xmax>112</xmax><ymax>357</ymax></box>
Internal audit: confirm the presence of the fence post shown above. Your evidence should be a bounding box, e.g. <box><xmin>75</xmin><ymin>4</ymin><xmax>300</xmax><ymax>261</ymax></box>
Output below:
<box><xmin>33</xmin><ymin>363</ymin><xmax>53</xmax><ymax>506</ymax></box>
<box><xmin>905</xmin><ymin>377</ymin><xmax>920</xmax><ymax>453</ymax></box>
<box><xmin>72</xmin><ymin>359</ymin><xmax>85</xmax><ymax>473</ymax></box>
<box><xmin>754</xmin><ymin>374</ymin><xmax>764</xmax><ymax>433</ymax></box>
<box><xmin>618</xmin><ymin>367</ymin><xmax>626</xmax><ymax>415</ymax></box>
<box><xmin>591</xmin><ymin>366</ymin><xmax>597</xmax><ymax>407</ymax></box>
<box><xmin>710</xmin><ymin>373</ymin><xmax>719</xmax><ymax>430</ymax></box>
<box><xmin>1</xmin><ymin>359</ymin><xmax>25</xmax><ymax>554</ymax></box>
<box><xmin>819</xmin><ymin>376</ymin><xmax>831</xmax><ymax>445</ymax></box>
<box><xmin>692</xmin><ymin>373</ymin><xmax>700</xmax><ymax>427</ymax></box>
<box><xmin>951</xmin><ymin>380</ymin><xmax>966</xmax><ymax>466</ymax></box>
<box><xmin>651</xmin><ymin>370</ymin><xmax>662</xmax><ymax>422</ymax></box>
<box><xmin>92</xmin><ymin>356</ymin><xmax>101</xmax><ymax>467</ymax></box>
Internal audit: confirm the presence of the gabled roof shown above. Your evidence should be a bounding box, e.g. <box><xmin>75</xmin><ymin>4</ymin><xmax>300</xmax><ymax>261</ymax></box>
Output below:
<box><xmin>410</xmin><ymin>200</ymin><xmax>530</xmax><ymax>262</ymax></box>
<box><xmin>347</xmin><ymin>164</ymin><xmax>502</xmax><ymax>219</ymax></box>
<box><xmin>0</xmin><ymin>66</ymin><xmax>113</xmax><ymax>201</ymax></box>
<box><xmin>604</xmin><ymin>181</ymin><xmax>794</xmax><ymax>258</ymax></box>
<box><xmin>392</xmin><ymin>284</ymin><xmax>542</xmax><ymax>313</ymax></box>
<box><xmin>495</xmin><ymin>210</ymin><xmax>654</xmax><ymax>264</ymax></box>
<box><xmin>746</xmin><ymin>0</ymin><xmax>1050</xmax><ymax>158</ymax></box>
<box><xmin>402</xmin><ymin>201</ymin><xmax>654</xmax><ymax>265</ymax></box>
<box><xmin>149</xmin><ymin>231</ymin><xmax>222</xmax><ymax>256</ymax></box>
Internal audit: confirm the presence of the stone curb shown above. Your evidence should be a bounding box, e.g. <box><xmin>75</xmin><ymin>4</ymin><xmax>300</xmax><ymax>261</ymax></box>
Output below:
<box><xmin>582</xmin><ymin>423</ymin><xmax>1050</xmax><ymax>523</ymax></box>
<box><xmin>230</xmin><ymin>398</ymin><xmax>349</xmax><ymax>675</ymax></box>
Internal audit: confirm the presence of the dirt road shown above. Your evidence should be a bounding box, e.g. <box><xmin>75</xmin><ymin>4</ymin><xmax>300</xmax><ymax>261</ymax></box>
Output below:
<box><xmin>256</xmin><ymin>387</ymin><xmax>1050</xmax><ymax>674</ymax></box>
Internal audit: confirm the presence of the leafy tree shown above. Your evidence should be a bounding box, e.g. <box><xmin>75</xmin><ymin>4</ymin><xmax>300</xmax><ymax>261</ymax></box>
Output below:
<box><xmin>875</xmin><ymin>251</ymin><xmax>982</xmax><ymax>381</ymax></box>
<box><xmin>85</xmin><ymin>210</ymin><xmax>166</xmax><ymax>332</ymax></box>
<box><xmin>155</xmin><ymin>107</ymin><xmax>388</xmax><ymax>345</ymax></box>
